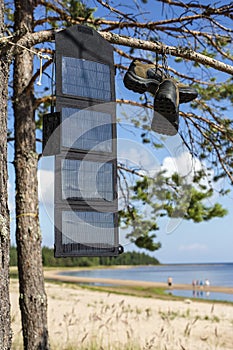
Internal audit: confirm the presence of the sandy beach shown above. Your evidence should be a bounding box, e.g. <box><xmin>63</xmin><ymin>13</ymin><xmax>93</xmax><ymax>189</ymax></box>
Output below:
<box><xmin>10</xmin><ymin>270</ymin><xmax>233</xmax><ymax>350</ymax></box>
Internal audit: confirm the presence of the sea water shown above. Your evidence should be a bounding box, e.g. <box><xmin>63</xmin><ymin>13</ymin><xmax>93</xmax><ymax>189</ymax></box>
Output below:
<box><xmin>62</xmin><ymin>263</ymin><xmax>233</xmax><ymax>302</ymax></box>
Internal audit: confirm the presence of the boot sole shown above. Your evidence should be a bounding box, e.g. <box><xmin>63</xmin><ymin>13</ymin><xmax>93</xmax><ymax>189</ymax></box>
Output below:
<box><xmin>151</xmin><ymin>112</ymin><xmax>179</xmax><ymax>136</ymax></box>
<box><xmin>154</xmin><ymin>78</ymin><xmax>179</xmax><ymax>123</ymax></box>
<box><xmin>123</xmin><ymin>71</ymin><xmax>160</xmax><ymax>94</ymax></box>
<box><xmin>154</xmin><ymin>95</ymin><xmax>178</xmax><ymax>122</ymax></box>
<box><xmin>179</xmin><ymin>89</ymin><xmax>198</xmax><ymax>104</ymax></box>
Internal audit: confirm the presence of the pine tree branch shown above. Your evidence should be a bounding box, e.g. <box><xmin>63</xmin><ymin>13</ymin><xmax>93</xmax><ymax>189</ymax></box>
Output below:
<box><xmin>33</xmin><ymin>95</ymin><xmax>55</xmax><ymax>109</ymax></box>
<box><xmin>157</xmin><ymin>0</ymin><xmax>233</xmax><ymax>20</ymax></box>
<box><xmin>100</xmin><ymin>31</ymin><xmax>233</xmax><ymax>75</ymax></box>
<box><xmin>96</xmin><ymin>0</ymin><xmax>137</xmax><ymax>23</ymax></box>
<box><xmin>1</xmin><ymin>27</ymin><xmax>233</xmax><ymax>75</ymax></box>
<box><xmin>187</xmin><ymin>117</ymin><xmax>233</xmax><ymax>184</ymax></box>
<box><xmin>116</xmin><ymin>98</ymin><xmax>153</xmax><ymax>109</ymax></box>
<box><xmin>181</xmin><ymin>111</ymin><xmax>233</xmax><ymax>140</ymax></box>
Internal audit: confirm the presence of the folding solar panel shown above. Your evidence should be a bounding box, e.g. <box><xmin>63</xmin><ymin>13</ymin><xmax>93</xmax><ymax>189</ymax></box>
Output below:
<box><xmin>43</xmin><ymin>25</ymin><xmax>120</xmax><ymax>257</ymax></box>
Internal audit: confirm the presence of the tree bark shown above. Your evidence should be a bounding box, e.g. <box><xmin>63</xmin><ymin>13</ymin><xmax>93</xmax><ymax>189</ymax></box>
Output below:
<box><xmin>13</xmin><ymin>0</ymin><xmax>49</xmax><ymax>349</ymax></box>
<box><xmin>0</xmin><ymin>0</ymin><xmax>12</xmax><ymax>348</ymax></box>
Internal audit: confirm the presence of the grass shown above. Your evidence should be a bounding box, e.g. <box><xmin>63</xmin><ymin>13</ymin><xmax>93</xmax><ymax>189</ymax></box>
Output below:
<box><xmin>70</xmin><ymin>283</ymin><xmax>233</xmax><ymax>305</ymax></box>
<box><xmin>158</xmin><ymin>308</ymin><xmax>221</xmax><ymax>323</ymax></box>
<box><xmin>78</xmin><ymin>284</ymin><xmax>170</xmax><ymax>299</ymax></box>
<box><xmin>10</xmin><ymin>266</ymin><xmax>18</xmax><ymax>279</ymax></box>
<box><xmin>52</xmin><ymin>342</ymin><xmax>142</xmax><ymax>350</ymax></box>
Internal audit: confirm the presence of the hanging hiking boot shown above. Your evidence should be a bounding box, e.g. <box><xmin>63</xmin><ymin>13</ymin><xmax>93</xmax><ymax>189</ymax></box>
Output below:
<box><xmin>151</xmin><ymin>111</ymin><xmax>179</xmax><ymax>136</ymax></box>
<box><xmin>153</xmin><ymin>78</ymin><xmax>179</xmax><ymax>135</ymax></box>
<box><xmin>123</xmin><ymin>59</ymin><xmax>163</xmax><ymax>95</ymax></box>
<box><xmin>154</xmin><ymin>78</ymin><xmax>179</xmax><ymax>122</ymax></box>
<box><xmin>178</xmin><ymin>83</ymin><xmax>198</xmax><ymax>104</ymax></box>
<box><xmin>124</xmin><ymin>60</ymin><xmax>198</xmax><ymax>103</ymax></box>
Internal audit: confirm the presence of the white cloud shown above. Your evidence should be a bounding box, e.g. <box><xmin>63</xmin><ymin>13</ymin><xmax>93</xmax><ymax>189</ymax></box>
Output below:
<box><xmin>161</xmin><ymin>151</ymin><xmax>203</xmax><ymax>179</ymax></box>
<box><xmin>118</xmin><ymin>138</ymin><xmax>160</xmax><ymax>176</ymax></box>
<box><xmin>160</xmin><ymin>151</ymin><xmax>225</xmax><ymax>205</ymax></box>
<box><xmin>160</xmin><ymin>151</ymin><xmax>216</xmax><ymax>191</ymax></box>
<box><xmin>179</xmin><ymin>243</ymin><xmax>208</xmax><ymax>252</ymax></box>
<box><xmin>38</xmin><ymin>169</ymin><xmax>54</xmax><ymax>205</ymax></box>
<box><xmin>8</xmin><ymin>180</ymin><xmax>15</xmax><ymax>213</ymax></box>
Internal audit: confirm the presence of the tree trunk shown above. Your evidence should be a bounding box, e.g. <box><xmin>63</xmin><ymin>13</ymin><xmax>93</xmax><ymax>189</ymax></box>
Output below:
<box><xmin>0</xmin><ymin>1</ymin><xmax>12</xmax><ymax>349</ymax></box>
<box><xmin>13</xmin><ymin>0</ymin><xmax>50</xmax><ymax>349</ymax></box>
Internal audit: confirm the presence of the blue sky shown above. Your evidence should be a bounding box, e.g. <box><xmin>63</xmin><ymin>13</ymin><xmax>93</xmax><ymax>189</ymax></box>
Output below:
<box><xmin>8</xmin><ymin>0</ymin><xmax>233</xmax><ymax>264</ymax></box>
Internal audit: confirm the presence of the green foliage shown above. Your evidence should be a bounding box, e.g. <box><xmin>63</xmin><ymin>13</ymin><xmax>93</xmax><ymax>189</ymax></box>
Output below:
<box><xmin>119</xmin><ymin>169</ymin><xmax>228</xmax><ymax>250</ymax></box>
<box><xmin>10</xmin><ymin>245</ymin><xmax>18</xmax><ymax>266</ymax></box>
<box><xmin>135</xmin><ymin>235</ymin><xmax>161</xmax><ymax>251</ymax></box>
<box><xmin>9</xmin><ymin>246</ymin><xmax>160</xmax><ymax>267</ymax></box>
<box><xmin>99</xmin><ymin>250</ymin><xmax>159</xmax><ymax>266</ymax></box>
<box><xmin>4</xmin><ymin>1</ymin><xmax>14</xmax><ymax>23</ymax></box>
<box><xmin>194</xmin><ymin>77</ymin><xmax>233</xmax><ymax>103</ymax></box>
<box><xmin>62</xmin><ymin>0</ymin><xmax>96</xmax><ymax>20</ymax></box>
<box><xmin>41</xmin><ymin>246</ymin><xmax>100</xmax><ymax>267</ymax></box>
<box><xmin>186</xmin><ymin>188</ymin><xmax>227</xmax><ymax>222</ymax></box>
<box><xmin>175</xmin><ymin>57</ymin><xmax>183</xmax><ymax>63</ymax></box>
<box><xmin>45</xmin><ymin>0</ymin><xmax>97</xmax><ymax>29</ymax></box>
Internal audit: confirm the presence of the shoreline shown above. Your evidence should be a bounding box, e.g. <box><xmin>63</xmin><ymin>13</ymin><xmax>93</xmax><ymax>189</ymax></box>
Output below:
<box><xmin>43</xmin><ymin>268</ymin><xmax>233</xmax><ymax>295</ymax></box>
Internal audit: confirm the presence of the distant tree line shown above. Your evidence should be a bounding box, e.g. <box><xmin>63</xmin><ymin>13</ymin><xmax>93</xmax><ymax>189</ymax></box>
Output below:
<box><xmin>10</xmin><ymin>246</ymin><xmax>159</xmax><ymax>267</ymax></box>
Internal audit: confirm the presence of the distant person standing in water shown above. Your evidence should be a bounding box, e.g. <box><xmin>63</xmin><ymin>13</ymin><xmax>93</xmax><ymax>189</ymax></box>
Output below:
<box><xmin>205</xmin><ymin>279</ymin><xmax>210</xmax><ymax>288</ymax></box>
<box><xmin>167</xmin><ymin>276</ymin><xmax>173</xmax><ymax>287</ymax></box>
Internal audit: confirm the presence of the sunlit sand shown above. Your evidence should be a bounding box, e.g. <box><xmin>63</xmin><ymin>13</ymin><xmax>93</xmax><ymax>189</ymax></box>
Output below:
<box><xmin>10</xmin><ymin>270</ymin><xmax>233</xmax><ymax>350</ymax></box>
